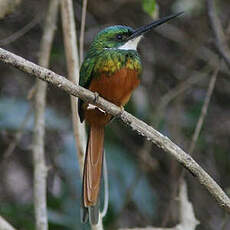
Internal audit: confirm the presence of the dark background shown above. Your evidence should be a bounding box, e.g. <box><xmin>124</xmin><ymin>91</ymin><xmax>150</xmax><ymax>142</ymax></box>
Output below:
<box><xmin>0</xmin><ymin>0</ymin><xmax>230</xmax><ymax>229</ymax></box>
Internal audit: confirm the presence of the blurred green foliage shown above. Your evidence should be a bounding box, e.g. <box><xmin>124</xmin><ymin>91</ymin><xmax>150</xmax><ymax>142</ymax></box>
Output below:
<box><xmin>142</xmin><ymin>0</ymin><xmax>157</xmax><ymax>19</ymax></box>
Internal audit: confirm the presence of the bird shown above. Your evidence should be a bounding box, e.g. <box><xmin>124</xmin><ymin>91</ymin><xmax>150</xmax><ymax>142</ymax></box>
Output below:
<box><xmin>78</xmin><ymin>12</ymin><xmax>183</xmax><ymax>224</ymax></box>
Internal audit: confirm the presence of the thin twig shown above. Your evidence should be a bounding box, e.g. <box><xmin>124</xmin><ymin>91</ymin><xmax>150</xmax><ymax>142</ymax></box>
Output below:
<box><xmin>0</xmin><ymin>13</ymin><xmax>42</xmax><ymax>46</ymax></box>
<box><xmin>162</xmin><ymin>63</ymin><xmax>220</xmax><ymax>227</ymax></box>
<box><xmin>101</xmin><ymin>151</ymin><xmax>109</xmax><ymax>218</ymax></box>
<box><xmin>60</xmin><ymin>0</ymin><xmax>86</xmax><ymax>176</ymax></box>
<box><xmin>1</xmin><ymin>47</ymin><xmax>230</xmax><ymax>215</ymax></box>
<box><xmin>206</xmin><ymin>0</ymin><xmax>230</xmax><ymax>69</ymax></box>
<box><xmin>139</xmin><ymin>66</ymin><xmax>210</xmax><ymax>181</ymax></box>
<box><xmin>79</xmin><ymin>0</ymin><xmax>88</xmax><ymax>63</ymax></box>
<box><xmin>155</xmin><ymin>23</ymin><xmax>229</xmax><ymax>75</ymax></box>
<box><xmin>0</xmin><ymin>216</ymin><xmax>17</xmax><ymax>230</ymax></box>
<box><xmin>157</xmin><ymin>69</ymin><xmax>209</xmax><ymax>116</ymax></box>
<box><xmin>32</xmin><ymin>1</ymin><xmax>59</xmax><ymax>230</ymax></box>
<box><xmin>61</xmin><ymin>1</ymin><xmax>104</xmax><ymax>229</ymax></box>
<box><xmin>189</xmin><ymin>62</ymin><xmax>220</xmax><ymax>154</ymax></box>
<box><xmin>155</xmin><ymin>66</ymin><xmax>210</xmax><ymax>126</ymax></box>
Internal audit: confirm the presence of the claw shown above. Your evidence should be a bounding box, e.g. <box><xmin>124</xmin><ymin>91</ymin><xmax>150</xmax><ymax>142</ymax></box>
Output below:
<box><xmin>87</xmin><ymin>93</ymin><xmax>106</xmax><ymax>114</ymax></box>
<box><xmin>87</xmin><ymin>104</ymin><xmax>106</xmax><ymax>114</ymax></box>
<box><xmin>87</xmin><ymin>104</ymin><xmax>97</xmax><ymax>110</ymax></box>
<box><xmin>94</xmin><ymin>92</ymin><xmax>99</xmax><ymax>103</ymax></box>
<box><xmin>116</xmin><ymin>106</ymin><xmax>124</xmax><ymax>118</ymax></box>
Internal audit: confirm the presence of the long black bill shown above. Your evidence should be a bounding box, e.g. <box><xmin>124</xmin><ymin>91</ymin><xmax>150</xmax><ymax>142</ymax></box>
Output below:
<box><xmin>128</xmin><ymin>11</ymin><xmax>184</xmax><ymax>40</ymax></box>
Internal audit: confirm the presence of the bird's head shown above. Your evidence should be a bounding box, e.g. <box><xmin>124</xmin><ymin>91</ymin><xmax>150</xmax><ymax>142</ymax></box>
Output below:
<box><xmin>90</xmin><ymin>12</ymin><xmax>183</xmax><ymax>51</ymax></box>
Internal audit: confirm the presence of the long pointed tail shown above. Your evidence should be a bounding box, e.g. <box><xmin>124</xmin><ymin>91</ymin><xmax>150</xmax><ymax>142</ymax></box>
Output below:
<box><xmin>82</xmin><ymin>124</ymin><xmax>104</xmax><ymax>224</ymax></box>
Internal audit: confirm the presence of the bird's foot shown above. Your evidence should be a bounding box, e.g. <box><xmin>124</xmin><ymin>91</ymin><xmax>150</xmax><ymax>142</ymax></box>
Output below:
<box><xmin>87</xmin><ymin>104</ymin><xmax>97</xmax><ymax>110</ymax></box>
<box><xmin>87</xmin><ymin>92</ymin><xmax>99</xmax><ymax>110</ymax></box>
<box><xmin>116</xmin><ymin>106</ymin><xmax>124</xmax><ymax>118</ymax></box>
<box><xmin>93</xmin><ymin>92</ymin><xmax>99</xmax><ymax>103</ymax></box>
<box><xmin>87</xmin><ymin>92</ymin><xmax>106</xmax><ymax>114</ymax></box>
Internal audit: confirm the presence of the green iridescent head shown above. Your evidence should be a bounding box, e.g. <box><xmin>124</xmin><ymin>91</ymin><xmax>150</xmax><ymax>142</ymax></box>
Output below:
<box><xmin>89</xmin><ymin>12</ymin><xmax>183</xmax><ymax>51</ymax></box>
<box><xmin>92</xmin><ymin>25</ymin><xmax>135</xmax><ymax>49</ymax></box>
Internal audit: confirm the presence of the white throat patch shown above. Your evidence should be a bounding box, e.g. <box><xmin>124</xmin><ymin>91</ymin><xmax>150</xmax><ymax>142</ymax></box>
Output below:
<box><xmin>118</xmin><ymin>36</ymin><xmax>142</xmax><ymax>51</ymax></box>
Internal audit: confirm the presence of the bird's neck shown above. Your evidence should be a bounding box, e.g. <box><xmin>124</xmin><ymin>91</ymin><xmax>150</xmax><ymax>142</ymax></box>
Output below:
<box><xmin>90</xmin><ymin>48</ymin><xmax>142</xmax><ymax>77</ymax></box>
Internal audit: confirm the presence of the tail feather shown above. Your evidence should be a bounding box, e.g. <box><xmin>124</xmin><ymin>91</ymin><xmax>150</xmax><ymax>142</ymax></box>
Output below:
<box><xmin>80</xmin><ymin>201</ymin><xmax>100</xmax><ymax>224</ymax></box>
<box><xmin>80</xmin><ymin>206</ymin><xmax>89</xmax><ymax>223</ymax></box>
<box><xmin>89</xmin><ymin>201</ymin><xmax>100</xmax><ymax>224</ymax></box>
<box><xmin>81</xmin><ymin>125</ymin><xmax>104</xmax><ymax>224</ymax></box>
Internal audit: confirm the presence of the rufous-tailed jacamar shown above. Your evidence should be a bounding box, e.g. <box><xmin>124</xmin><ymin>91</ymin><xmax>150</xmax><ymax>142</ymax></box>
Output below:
<box><xmin>78</xmin><ymin>12</ymin><xmax>183</xmax><ymax>224</ymax></box>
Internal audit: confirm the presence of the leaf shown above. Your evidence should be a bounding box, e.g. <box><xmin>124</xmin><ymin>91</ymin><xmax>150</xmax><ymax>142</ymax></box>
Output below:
<box><xmin>142</xmin><ymin>0</ymin><xmax>158</xmax><ymax>19</ymax></box>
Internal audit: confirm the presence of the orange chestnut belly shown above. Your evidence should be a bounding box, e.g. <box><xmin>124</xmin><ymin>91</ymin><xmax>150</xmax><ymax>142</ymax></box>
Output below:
<box><xmin>84</xmin><ymin>68</ymin><xmax>140</xmax><ymax>126</ymax></box>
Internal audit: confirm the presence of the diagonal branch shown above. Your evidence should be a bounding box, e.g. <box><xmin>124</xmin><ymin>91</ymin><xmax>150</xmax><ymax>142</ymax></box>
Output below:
<box><xmin>0</xmin><ymin>216</ymin><xmax>17</xmax><ymax>230</ymax></box>
<box><xmin>162</xmin><ymin>63</ymin><xmax>220</xmax><ymax>227</ymax></box>
<box><xmin>0</xmin><ymin>47</ymin><xmax>230</xmax><ymax>215</ymax></box>
<box><xmin>0</xmin><ymin>13</ymin><xmax>42</xmax><ymax>46</ymax></box>
<box><xmin>189</xmin><ymin>62</ymin><xmax>220</xmax><ymax>154</ymax></box>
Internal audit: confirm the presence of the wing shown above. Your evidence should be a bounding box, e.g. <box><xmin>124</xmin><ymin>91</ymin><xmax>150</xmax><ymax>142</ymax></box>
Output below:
<box><xmin>78</xmin><ymin>56</ymin><xmax>96</xmax><ymax>122</ymax></box>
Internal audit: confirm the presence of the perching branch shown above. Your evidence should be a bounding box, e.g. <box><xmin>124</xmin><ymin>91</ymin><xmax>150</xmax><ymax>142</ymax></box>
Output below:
<box><xmin>0</xmin><ymin>216</ymin><xmax>17</xmax><ymax>230</ymax></box>
<box><xmin>0</xmin><ymin>47</ymin><xmax>230</xmax><ymax>215</ymax></box>
<box><xmin>32</xmin><ymin>1</ymin><xmax>59</xmax><ymax>230</ymax></box>
<box><xmin>206</xmin><ymin>0</ymin><xmax>230</xmax><ymax>69</ymax></box>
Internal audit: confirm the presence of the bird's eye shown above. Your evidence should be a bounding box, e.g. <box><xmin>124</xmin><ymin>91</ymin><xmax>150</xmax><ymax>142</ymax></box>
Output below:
<box><xmin>116</xmin><ymin>34</ymin><xmax>123</xmax><ymax>40</ymax></box>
